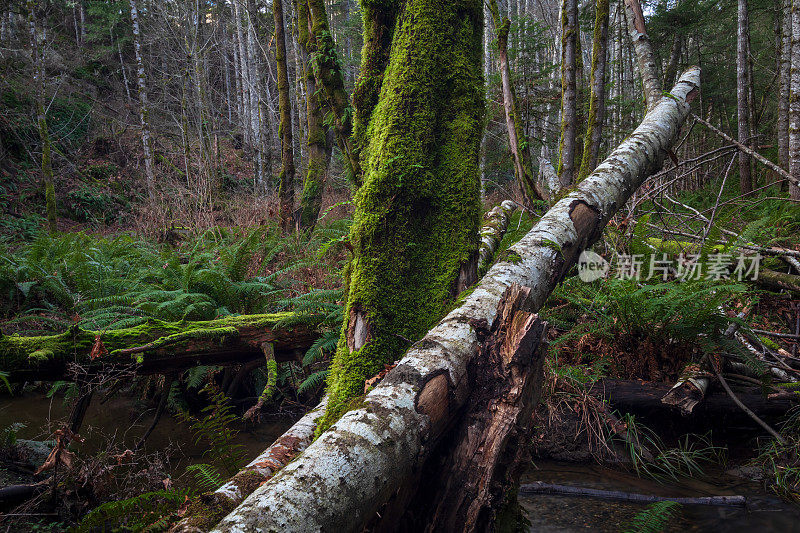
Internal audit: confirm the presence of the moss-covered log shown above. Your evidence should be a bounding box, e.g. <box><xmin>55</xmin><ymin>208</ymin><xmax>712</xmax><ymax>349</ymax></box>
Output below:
<box><xmin>0</xmin><ymin>313</ymin><xmax>319</xmax><ymax>381</ymax></box>
<box><xmin>213</xmin><ymin>68</ymin><xmax>700</xmax><ymax>533</ymax></box>
<box><xmin>317</xmin><ymin>0</ymin><xmax>484</xmax><ymax>430</ymax></box>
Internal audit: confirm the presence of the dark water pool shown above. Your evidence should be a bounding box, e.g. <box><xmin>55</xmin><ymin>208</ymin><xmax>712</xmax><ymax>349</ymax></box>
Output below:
<box><xmin>520</xmin><ymin>461</ymin><xmax>800</xmax><ymax>532</ymax></box>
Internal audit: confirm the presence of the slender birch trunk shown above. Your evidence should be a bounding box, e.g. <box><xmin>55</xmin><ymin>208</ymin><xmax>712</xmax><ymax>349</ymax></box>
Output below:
<box><xmin>779</xmin><ymin>0</ymin><xmax>791</xmax><ymax>187</ymax></box>
<box><xmin>274</xmin><ymin>0</ymin><xmax>296</xmax><ymax>230</ymax></box>
<box><xmin>129</xmin><ymin>0</ymin><xmax>156</xmax><ymax>199</ymax></box>
<box><xmin>234</xmin><ymin>0</ymin><xmax>252</xmax><ymax>147</ymax></box>
<box><xmin>558</xmin><ymin>0</ymin><xmax>578</xmax><ymax>187</ymax></box>
<box><xmin>578</xmin><ymin>0</ymin><xmax>610</xmax><ymax>182</ymax></box>
<box><xmin>738</xmin><ymin>0</ymin><xmax>753</xmax><ymax>194</ymax></box>
<box><xmin>775</xmin><ymin>0</ymin><xmax>792</xmax><ymax>183</ymax></box>
<box><xmin>624</xmin><ymin>0</ymin><xmax>660</xmax><ymax>112</ymax></box>
<box><xmin>791</xmin><ymin>0</ymin><xmax>800</xmax><ymax>199</ymax></box>
<box><xmin>27</xmin><ymin>0</ymin><xmax>56</xmax><ymax>234</ymax></box>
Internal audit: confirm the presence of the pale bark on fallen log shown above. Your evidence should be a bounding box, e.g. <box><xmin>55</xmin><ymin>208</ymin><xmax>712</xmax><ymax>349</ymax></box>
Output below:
<box><xmin>213</xmin><ymin>68</ymin><xmax>701</xmax><ymax>533</ymax></box>
<box><xmin>170</xmin><ymin>397</ymin><xmax>328</xmax><ymax>532</ymax></box>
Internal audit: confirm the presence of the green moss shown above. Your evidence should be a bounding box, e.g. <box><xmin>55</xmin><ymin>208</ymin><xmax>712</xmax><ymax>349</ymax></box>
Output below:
<box><xmin>0</xmin><ymin>313</ymin><xmax>294</xmax><ymax>375</ymax></box>
<box><xmin>319</xmin><ymin>0</ymin><xmax>484</xmax><ymax>430</ymax></box>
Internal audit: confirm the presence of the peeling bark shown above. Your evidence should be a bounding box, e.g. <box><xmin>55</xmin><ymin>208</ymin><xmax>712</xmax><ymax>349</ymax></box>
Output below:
<box><xmin>478</xmin><ymin>200</ymin><xmax>517</xmax><ymax>275</ymax></box>
<box><xmin>213</xmin><ymin>68</ymin><xmax>701</xmax><ymax>533</ymax></box>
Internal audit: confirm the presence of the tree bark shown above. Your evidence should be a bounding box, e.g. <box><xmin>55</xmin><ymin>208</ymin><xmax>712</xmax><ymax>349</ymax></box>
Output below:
<box><xmin>27</xmin><ymin>0</ymin><xmax>56</xmax><ymax>234</ymax></box>
<box><xmin>487</xmin><ymin>0</ymin><xmax>547</xmax><ymax>205</ymax></box>
<box><xmin>578</xmin><ymin>0</ymin><xmax>610</xmax><ymax>182</ymax></box>
<box><xmin>558</xmin><ymin>0</ymin><xmax>578</xmax><ymax>187</ymax></box>
<box><xmin>316</xmin><ymin>0</ymin><xmax>485</xmax><ymax>430</ymax></box>
<box><xmin>791</xmin><ymin>0</ymin><xmax>800</xmax><ymax>199</ymax></box>
<box><xmin>779</xmin><ymin>0</ymin><xmax>792</xmax><ymax>187</ymax></box>
<box><xmin>274</xmin><ymin>0</ymin><xmax>296</xmax><ymax>231</ymax></box>
<box><xmin>738</xmin><ymin>0</ymin><xmax>753</xmax><ymax>194</ymax></box>
<box><xmin>212</xmin><ymin>68</ymin><xmax>700</xmax><ymax>533</ymax></box>
<box><xmin>297</xmin><ymin>0</ymin><xmax>333</xmax><ymax>230</ymax></box>
<box><xmin>623</xmin><ymin>0</ymin><xmax>661</xmax><ymax>112</ymax></box>
<box><xmin>129</xmin><ymin>0</ymin><xmax>156</xmax><ymax>200</ymax></box>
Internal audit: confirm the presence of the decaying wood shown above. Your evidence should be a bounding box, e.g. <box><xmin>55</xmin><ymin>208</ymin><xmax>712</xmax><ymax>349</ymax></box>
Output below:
<box><xmin>519</xmin><ymin>482</ymin><xmax>746</xmax><ymax>507</ymax></box>
<box><xmin>212</xmin><ymin>68</ymin><xmax>700</xmax><ymax>533</ymax></box>
<box><xmin>379</xmin><ymin>285</ymin><xmax>547</xmax><ymax>532</ymax></box>
<box><xmin>0</xmin><ymin>313</ymin><xmax>318</xmax><ymax>381</ymax></box>
<box><xmin>170</xmin><ymin>397</ymin><xmax>328</xmax><ymax>532</ymax></box>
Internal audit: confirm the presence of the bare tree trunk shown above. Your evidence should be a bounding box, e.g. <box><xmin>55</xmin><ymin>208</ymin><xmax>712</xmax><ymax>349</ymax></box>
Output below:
<box><xmin>274</xmin><ymin>0</ymin><xmax>296</xmax><ymax>230</ymax></box>
<box><xmin>624</xmin><ymin>0</ymin><xmax>660</xmax><ymax>112</ymax></box>
<box><xmin>245</xmin><ymin>1</ymin><xmax>264</xmax><ymax>186</ymax></box>
<box><xmin>558</xmin><ymin>0</ymin><xmax>578</xmax><ymax>187</ymax></box>
<box><xmin>27</xmin><ymin>0</ymin><xmax>56</xmax><ymax>234</ymax></box>
<box><xmin>234</xmin><ymin>0</ymin><xmax>252</xmax><ymax>147</ymax></box>
<box><xmin>487</xmin><ymin>0</ymin><xmax>546</xmax><ymax>204</ymax></box>
<box><xmin>578</xmin><ymin>0</ymin><xmax>610</xmax><ymax>182</ymax></box>
<box><xmin>780</xmin><ymin>0</ymin><xmax>792</xmax><ymax>189</ymax></box>
<box><xmin>738</xmin><ymin>0</ymin><xmax>753</xmax><ymax>194</ymax></box>
<box><xmin>791</xmin><ymin>0</ymin><xmax>800</xmax><ymax>199</ymax></box>
<box><xmin>213</xmin><ymin>68</ymin><xmax>700</xmax><ymax>533</ymax></box>
<box><xmin>129</xmin><ymin>0</ymin><xmax>156</xmax><ymax>199</ymax></box>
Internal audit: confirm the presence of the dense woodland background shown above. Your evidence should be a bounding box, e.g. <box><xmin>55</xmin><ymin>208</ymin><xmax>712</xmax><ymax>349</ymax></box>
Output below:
<box><xmin>3</xmin><ymin>0</ymin><xmax>800</xmax><ymax>530</ymax></box>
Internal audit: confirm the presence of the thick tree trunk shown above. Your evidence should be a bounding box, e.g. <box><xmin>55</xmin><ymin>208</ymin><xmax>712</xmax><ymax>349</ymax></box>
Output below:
<box><xmin>623</xmin><ymin>0</ymin><xmax>661</xmax><ymax>112</ymax></box>
<box><xmin>27</xmin><ymin>0</ymin><xmax>56</xmax><ymax>234</ymax></box>
<box><xmin>213</xmin><ymin>68</ymin><xmax>700</xmax><ymax>533</ymax></box>
<box><xmin>738</xmin><ymin>0</ymin><xmax>753</xmax><ymax>194</ymax></box>
<box><xmin>129</xmin><ymin>0</ymin><xmax>156</xmax><ymax>200</ymax></box>
<box><xmin>558</xmin><ymin>0</ymin><xmax>578</xmax><ymax>187</ymax></box>
<box><xmin>0</xmin><ymin>313</ymin><xmax>318</xmax><ymax>382</ymax></box>
<box><xmin>578</xmin><ymin>0</ymin><xmax>610</xmax><ymax>182</ymax></box>
<box><xmin>791</xmin><ymin>0</ymin><xmax>800</xmax><ymax>199</ymax></box>
<box><xmin>316</xmin><ymin>0</ymin><xmax>485</xmax><ymax>431</ymax></box>
<box><xmin>274</xmin><ymin>0</ymin><xmax>296</xmax><ymax>231</ymax></box>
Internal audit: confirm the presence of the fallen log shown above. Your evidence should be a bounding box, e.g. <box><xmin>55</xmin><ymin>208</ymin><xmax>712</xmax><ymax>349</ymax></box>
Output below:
<box><xmin>519</xmin><ymin>482</ymin><xmax>746</xmax><ymax>507</ymax></box>
<box><xmin>212</xmin><ymin>68</ymin><xmax>701</xmax><ymax>532</ymax></box>
<box><xmin>477</xmin><ymin>200</ymin><xmax>518</xmax><ymax>276</ymax></box>
<box><xmin>376</xmin><ymin>285</ymin><xmax>548</xmax><ymax>531</ymax></box>
<box><xmin>170</xmin><ymin>397</ymin><xmax>327</xmax><ymax>532</ymax></box>
<box><xmin>0</xmin><ymin>313</ymin><xmax>319</xmax><ymax>381</ymax></box>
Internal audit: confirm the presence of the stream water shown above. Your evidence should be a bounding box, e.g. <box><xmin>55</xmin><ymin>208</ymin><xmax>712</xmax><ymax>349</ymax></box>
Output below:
<box><xmin>520</xmin><ymin>461</ymin><xmax>800</xmax><ymax>532</ymax></box>
<box><xmin>1</xmin><ymin>394</ymin><xmax>798</xmax><ymax>531</ymax></box>
<box><xmin>0</xmin><ymin>392</ymin><xmax>295</xmax><ymax>482</ymax></box>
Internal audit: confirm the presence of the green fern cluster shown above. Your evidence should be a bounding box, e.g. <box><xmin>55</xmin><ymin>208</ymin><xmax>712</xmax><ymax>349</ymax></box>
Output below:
<box><xmin>624</xmin><ymin>501</ymin><xmax>682</xmax><ymax>533</ymax></box>
<box><xmin>70</xmin><ymin>489</ymin><xmax>189</xmax><ymax>533</ymax></box>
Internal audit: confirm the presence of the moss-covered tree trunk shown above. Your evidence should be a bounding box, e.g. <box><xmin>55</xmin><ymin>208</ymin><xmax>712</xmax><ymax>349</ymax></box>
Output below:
<box><xmin>274</xmin><ymin>0</ymin><xmax>296</xmax><ymax>231</ymax></box>
<box><xmin>297</xmin><ymin>0</ymin><xmax>333</xmax><ymax>230</ymax></box>
<box><xmin>558</xmin><ymin>0</ymin><xmax>578</xmax><ymax>188</ymax></box>
<box><xmin>27</xmin><ymin>0</ymin><xmax>56</xmax><ymax>234</ymax></box>
<box><xmin>318</xmin><ymin>0</ymin><xmax>484</xmax><ymax>430</ymax></box>
<box><xmin>306</xmin><ymin>0</ymin><xmax>359</xmax><ymax>181</ymax></box>
<box><xmin>578</xmin><ymin>0</ymin><xmax>609</xmax><ymax>182</ymax></box>
<box><xmin>487</xmin><ymin>0</ymin><xmax>547</xmax><ymax>205</ymax></box>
